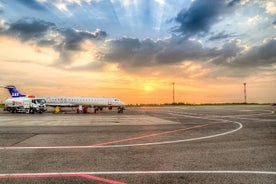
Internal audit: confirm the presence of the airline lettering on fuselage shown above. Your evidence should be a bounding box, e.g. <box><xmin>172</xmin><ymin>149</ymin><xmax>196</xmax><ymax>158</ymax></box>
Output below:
<box><xmin>12</xmin><ymin>93</ymin><xmax>20</xmax><ymax>97</ymax></box>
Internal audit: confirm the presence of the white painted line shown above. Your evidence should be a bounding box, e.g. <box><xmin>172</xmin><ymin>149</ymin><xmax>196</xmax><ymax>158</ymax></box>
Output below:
<box><xmin>233</xmin><ymin>117</ymin><xmax>276</xmax><ymax>122</ymax></box>
<box><xmin>83</xmin><ymin>170</ymin><xmax>276</xmax><ymax>175</ymax></box>
<box><xmin>169</xmin><ymin>110</ymin><xmax>275</xmax><ymax>119</ymax></box>
<box><xmin>0</xmin><ymin>170</ymin><xmax>275</xmax><ymax>178</ymax></box>
<box><xmin>0</xmin><ymin>121</ymin><xmax>242</xmax><ymax>150</ymax></box>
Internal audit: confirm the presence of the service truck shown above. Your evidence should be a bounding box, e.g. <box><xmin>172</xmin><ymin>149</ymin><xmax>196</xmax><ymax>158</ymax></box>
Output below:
<box><xmin>4</xmin><ymin>97</ymin><xmax>47</xmax><ymax>114</ymax></box>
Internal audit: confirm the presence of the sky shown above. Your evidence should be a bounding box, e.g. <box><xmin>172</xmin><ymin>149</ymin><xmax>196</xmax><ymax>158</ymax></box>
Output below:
<box><xmin>0</xmin><ymin>0</ymin><xmax>276</xmax><ymax>104</ymax></box>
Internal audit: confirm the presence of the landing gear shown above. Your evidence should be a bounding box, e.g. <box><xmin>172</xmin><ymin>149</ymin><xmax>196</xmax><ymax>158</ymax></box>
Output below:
<box><xmin>83</xmin><ymin>106</ymin><xmax>88</xmax><ymax>113</ymax></box>
<box><xmin>29</xmin><ymin>107</ymin><xmax>35</xmax><ymax>114</ymax></box>
<box><xmin>11</xmin><ymin>107</ymin><xmax>17</xmax><ymax>113</ymax></box>
<box><xmin>76</xmin><ymin>105</ymin><xmax>89</xmax><ymax>114</ymax></box>
<box><xmin>91</xmin><ymin>107</ymin><xmax>99</xmax><ymax>114</ymax></box>
<box><xmin>117</xmin><ymin>107</ymin><xmax>124</xmax><ymax>113</ymax></box>
<box><xmin>77</xmin><ymin>105</ymin><xmax>83</xmax><ymax>114</ymax></box>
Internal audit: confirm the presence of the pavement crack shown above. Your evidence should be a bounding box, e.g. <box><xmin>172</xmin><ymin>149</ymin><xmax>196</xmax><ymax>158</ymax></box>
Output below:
<box><xmin>10</xmin><ymin>134</ymin><xmax>39</xmax><ymax>146</ymax></box>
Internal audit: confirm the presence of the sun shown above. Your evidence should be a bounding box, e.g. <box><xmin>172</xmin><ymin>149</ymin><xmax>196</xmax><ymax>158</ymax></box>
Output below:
<box><xmin>140</xmin><ymin>80</ymin><xmax>160</xmax><ymax>92</ymax></box>
<box><xmin>144</xmin><ymin>85</ymin><xmax>153</xmax><ymax>92</ymax></box>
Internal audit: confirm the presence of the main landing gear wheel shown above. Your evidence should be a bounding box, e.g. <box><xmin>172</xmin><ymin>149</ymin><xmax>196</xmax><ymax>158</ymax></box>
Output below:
<box><xmin>117</xmin><ymin>107</ymin><xmax>124</xmax><ymax>113</ymax></box>
<box><xmin>29</xmin><ymin>108</ymin><xmax>35</xmax><ymax>114</ymax></box>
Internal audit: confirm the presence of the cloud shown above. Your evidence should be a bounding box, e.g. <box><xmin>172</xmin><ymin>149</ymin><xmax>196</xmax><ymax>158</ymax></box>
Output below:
<box><xmin>3</xmin><ymin>18</ymin><xmax>55</xmax><ymax>41</ymax></box>
<box><xmin>230</xmin><ymin>39</ymin><xmax>276</xmax><ymax>67</ymax></box>
<box><xmin>211</xmin><ymin>39</ymin><xmax>245</xmax><ymax>65</ymax></box>
<box><xmin>58</xmin><ymin>28</ymin><xmax>107</xmax><ymax>51</ymax></box>
<box><xmin>1</xmin><ymin>17</ymin><xmax>107</xmax><ymax>45</ymax></box>
<box><xmin>100</xmin><ymin>35</ymin><xmax>225</xmax><ymax>70</ymax></box>
<box><xmin>100</xmin><ymin>35</ymin><xmax>210</xmax><ymax>70</ymax></box>
<box><xmin>0</xmin><ymin>19</ymin><xmax>7</xmax><ymax>31</ymax></box>
<box><xmin>201</xmin><ymin>38</ymin><xmax>276</xmax><ymax>78</ymax></box>
<box><xmin>154</xmin><ymin>35</ymin><xmax>207</xmax><ymax>64</ymax></box>
<box><xmin>265</xmin><ymin>1</ymin><xmax>276</xmax><ymax>14</ymax></box>
<box><xmin>172</xmin><ymin>0</ymin><xmax>240</xmax><ymax>37</ymax></box>
<box><xmin>99</xmin><ymin>33</ymin><xmax>276</xmax><ymax>80</ymax></box>
<box><xmin>54</xmin><ymin>28</ymin><xmax>107</xmax><ymax>65</ymax></box>
<box><xmin>0</xmin><ymin>17</ymin><xmax>107</xmax><ymax>66</ymax></box>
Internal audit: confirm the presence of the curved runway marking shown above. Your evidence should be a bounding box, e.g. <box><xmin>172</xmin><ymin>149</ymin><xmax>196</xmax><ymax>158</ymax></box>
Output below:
<box><xmin>89</xmin><ymin>122</ymin><xmax>214</xmax><ymax>146</ymax></box>
<box><xmin>97</xmin><ymin>121</ymin><xmax>242</xmax><ymax>148</ymax></box>
<box><xmin>0</xmin><ymin>121</ymin><xmax>242</xmax><ymax>150</ymax></box>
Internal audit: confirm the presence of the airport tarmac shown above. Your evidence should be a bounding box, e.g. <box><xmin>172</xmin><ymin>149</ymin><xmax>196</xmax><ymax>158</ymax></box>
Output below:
<box><xmin>0</xmin><ymin>105</ymin><xmax>275</xmax><ymax>183</ymax></box>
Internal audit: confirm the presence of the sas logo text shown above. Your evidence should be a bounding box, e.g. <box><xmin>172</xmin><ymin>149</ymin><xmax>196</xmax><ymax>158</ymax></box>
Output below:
<box><xmin>12</xmin><ymin>93</ymin><xmax>20</xmax><ymax>96</ymax></box>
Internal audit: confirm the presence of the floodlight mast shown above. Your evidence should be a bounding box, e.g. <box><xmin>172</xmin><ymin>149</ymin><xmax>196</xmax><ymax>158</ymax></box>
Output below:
<box><xmin>243</xmin><ymin>82</ymin><xmax>247</xmax><ymax>104</ymax></box>
<box><xmin>172</xmin><ymin>82</ymin><xmax>175</xmax><ymax>104</ymax></box>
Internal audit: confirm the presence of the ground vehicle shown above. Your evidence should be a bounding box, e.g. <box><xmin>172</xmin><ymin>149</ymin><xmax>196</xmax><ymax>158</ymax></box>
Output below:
<box><xmin>4</xmin><ymin>97</ymin><xmax>47</xmax><ymax>114</ymax></box>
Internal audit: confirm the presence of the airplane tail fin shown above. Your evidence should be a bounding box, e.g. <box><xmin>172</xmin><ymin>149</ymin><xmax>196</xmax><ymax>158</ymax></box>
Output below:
<box><xmin>4</xmin><ymin>85</ymin><xmax>26</xmax><ymax>98</ymax></box>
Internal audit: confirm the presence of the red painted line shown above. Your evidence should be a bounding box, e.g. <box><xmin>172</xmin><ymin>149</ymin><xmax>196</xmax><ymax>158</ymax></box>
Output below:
<box><xmin>0</xmin><ymin>173</ymin><xmax>79</xmax><ymax>179</ymax></box>
<box><xmin>90</xmin><ymin>123</ymin><xmax>216</xmax><ymax>146</ymax></box>
<box><xmin>80</xmin><ymin>174</ymin><xmax>126</xmax><ymax>184</ymax></box>
<box><xmin>0</xmin><ymin>173</ymin><xmax>126</xmax><ymax>184</ymax></box>
<box><xmin>0</xmin><ymin>122</ymin><xmax>223</xmax><ymax>149</ymax></box>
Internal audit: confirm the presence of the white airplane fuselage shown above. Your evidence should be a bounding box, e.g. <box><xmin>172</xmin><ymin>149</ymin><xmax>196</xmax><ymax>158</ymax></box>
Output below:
<box><xmin>39</xmin><ymin>96</ymin><xmax>125</xmax><ymax>107</ymax></box>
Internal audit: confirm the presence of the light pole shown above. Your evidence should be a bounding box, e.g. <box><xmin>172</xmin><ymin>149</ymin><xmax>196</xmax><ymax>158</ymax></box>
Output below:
<box><xmin>243</xmin><ymin>82</ymin><xmax>247</xmax><ymax>104</ymax></box>
<box><xmin>172</xmin><ymin>82</ymin><xmax>175</xmax><ymax>104</ymax></box>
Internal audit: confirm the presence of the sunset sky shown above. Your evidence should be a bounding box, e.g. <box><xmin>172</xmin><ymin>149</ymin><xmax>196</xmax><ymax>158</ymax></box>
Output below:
<box><xmin>0</xmin><ymin>0</ymin><xmax>275</xmax><ymax>104</ymax></box>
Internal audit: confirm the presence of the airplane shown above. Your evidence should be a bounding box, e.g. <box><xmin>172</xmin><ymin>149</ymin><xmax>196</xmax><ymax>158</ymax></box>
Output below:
<box><xmin>4</xmin><ymin>85</ymin><xmax>126</xmax><ymax>113</ymax></box>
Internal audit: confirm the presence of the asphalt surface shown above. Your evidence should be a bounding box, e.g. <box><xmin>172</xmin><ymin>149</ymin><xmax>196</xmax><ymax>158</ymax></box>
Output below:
<box><xmin>0</xmin><ymin>105</ymin><xmax>275</xmax><ymax>183</ymax></box>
